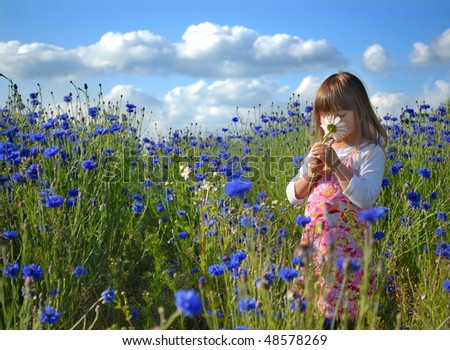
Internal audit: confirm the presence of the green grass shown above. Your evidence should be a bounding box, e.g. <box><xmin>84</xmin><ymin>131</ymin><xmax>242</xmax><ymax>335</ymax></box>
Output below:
<box><xmin>0</xmin><ymin>83</ymin><xmax>449</xmax><ymax>330</ymax></box>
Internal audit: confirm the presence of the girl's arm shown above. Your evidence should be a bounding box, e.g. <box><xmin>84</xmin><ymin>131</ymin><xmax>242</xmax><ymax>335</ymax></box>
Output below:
<box><xmin>329</xmin><ymin>157</ymin><xmax>354</xmax><ymax>191</ymax></box>
<box><xmin>286</xmin><ymin>150</ymin><xmax>323</xmax><ymax>205</ymax></box>
<box><xmin>337</xmin><ymin>145</ymin><xmax>386</xmax><ymax>209</ymax></box>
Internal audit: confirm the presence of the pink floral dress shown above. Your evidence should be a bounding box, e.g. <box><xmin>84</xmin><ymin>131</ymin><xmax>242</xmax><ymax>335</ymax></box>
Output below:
<box><xmin>301</xmin><ymin>153</ymin><xmax>374</xmax><ymax>320</ymax></box>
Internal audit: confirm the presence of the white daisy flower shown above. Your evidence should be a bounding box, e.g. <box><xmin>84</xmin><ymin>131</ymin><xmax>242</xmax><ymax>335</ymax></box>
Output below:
<box><xmin>320</xmin><ymin>115</ymin><xmax>347</xmax><ymax>142</ymax></box>
<box><xmin>179</xmin><ymin>165</ymin><xmax>191</xmax><ymax>181</ymax></box>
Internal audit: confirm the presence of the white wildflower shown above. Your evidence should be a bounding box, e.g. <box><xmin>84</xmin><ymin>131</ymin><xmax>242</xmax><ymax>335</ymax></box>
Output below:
<box><xmin>320</xmin><ymin>115</ymin><xmax>347</xmax><ymax>142</ymax></box>
<box><xmin>179</xmin><ymin>165</ymin><xmax>191</xmax><ymax>181</ymax></box>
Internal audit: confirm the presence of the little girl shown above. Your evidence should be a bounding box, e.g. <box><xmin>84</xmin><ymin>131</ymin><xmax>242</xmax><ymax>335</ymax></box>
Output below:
<box><xmin>286</xmin><ymin>71</ymin><xmax>388</xmax><ymax>325</ymax></box>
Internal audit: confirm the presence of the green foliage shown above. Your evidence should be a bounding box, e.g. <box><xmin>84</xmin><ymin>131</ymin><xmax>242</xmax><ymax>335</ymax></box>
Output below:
<box><xmin>0</xmin><ymin>84</ymin><xmax>449</xmax><ymax>330</ymax></box>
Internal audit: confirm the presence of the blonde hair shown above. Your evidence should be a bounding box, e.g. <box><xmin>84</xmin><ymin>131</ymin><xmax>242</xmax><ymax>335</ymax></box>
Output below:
<box><xmin>312</xmin><ymin>71</ymin><xmax>388</xmax><ymax>147</ymax></box>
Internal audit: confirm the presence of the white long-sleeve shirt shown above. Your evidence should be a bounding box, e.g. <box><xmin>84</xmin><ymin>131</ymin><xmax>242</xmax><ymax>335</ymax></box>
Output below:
<box><xmin>286</xmin><ymin>142</ymin><xmax>386</xmax><ymax>209</ymax></box>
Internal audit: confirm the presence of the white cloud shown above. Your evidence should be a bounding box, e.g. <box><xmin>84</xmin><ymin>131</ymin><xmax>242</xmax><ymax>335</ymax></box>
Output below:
<box><xmin>104</xmin><ymin>84</ymin><xmax>162</xmax><ymax>110</ymax></box>
<box><xmin>175</xmin><ymin>23</ymin><xmax>346</xmax><ymax>77</ymax></box>
<box><xmin>0</xmin><ymin>22</ymin><xmax>346</xmax><ymax>81</ymax></box>
<box><xmin>76</xmin><ymin>30</ymin><xmax>175</xmax><ymax>75</ymax></box>
<box><xmin>434</xmin><ymin>29</ymin><xmax>450</xmax><ymax>59</ymax></box>
<box><xmin>370</xmin><ymin>79</ymin><xmax>450</xmax><ymax>122</ymax></box>
<box><xmin>0</xmin><ymin>41</ymin><xmax>88</xmax><ymax>80</ymax></box>
<box><xmin>103</xmin><ymin>84</ymin><xmax>164</xmax><ymax>135</ymax></box>
<box><xmin>418</xmin><ymin>79</ymin><xmax>450</xmax><ymax>106</ymax></box>
<box><xmin>409</xmin><ymin>28</ymin><xmax>450</xmax><ymax>65</ymax></box>
<box><xmin>363</xmin><ymin>44</ymin><xmax>393</xmax><ymax>72</ymax></box>
<box><xmin>409</xmin><ymin>42</ymin><xmax>433</xmax><ymax>65</ymax></box>
<box><xmin>370</xmin><ymin>91</ymin><xmax>408</xmax><ymax>118</ymax></box>
<box><xmin>177</xmin><ymin>22</ymin><xmax>256</xmax><ymax>59</ymax></box>
<box><xmin>293</xmin><ymin>76</ymin><xmax>322</xmax><ymax>104</ymax></box>
<box><xmin>161</xmin><ymin>78</ymin><xmax>285</xmax><ymax>133</ymax></box>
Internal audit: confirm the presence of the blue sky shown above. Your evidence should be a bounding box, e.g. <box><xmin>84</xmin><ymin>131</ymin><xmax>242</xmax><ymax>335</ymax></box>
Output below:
<box><xmin>1</xmin><ymin>0</ymin><xmax>449</xmax><ymax>134</ymax></box>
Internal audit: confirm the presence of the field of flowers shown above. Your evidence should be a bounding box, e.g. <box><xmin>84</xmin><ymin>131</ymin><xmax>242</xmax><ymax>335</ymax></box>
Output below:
<box><xmin>1</xmin><ymin>76</ymin><xmax>449</xmax><ymax>330</ymax></box>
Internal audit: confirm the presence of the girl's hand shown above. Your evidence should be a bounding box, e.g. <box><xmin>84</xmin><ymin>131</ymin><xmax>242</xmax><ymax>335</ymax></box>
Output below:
<box><xmin>310</xmin><ymin>142</ymin><xmax>341</xmax><ymax>171</ymax></box>
<box><xmin>308</xmin><ymin>143</ymin><xmax>325</xmax><ymax>175</ymax></box>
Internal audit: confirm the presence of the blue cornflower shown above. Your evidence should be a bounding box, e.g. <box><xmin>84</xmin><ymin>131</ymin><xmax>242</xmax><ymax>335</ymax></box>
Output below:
<box><xmin>4</xmin><ymin>262</ymin><xmax>20</xmax><ymax>278</ymax></box>
<box><xmin>40</xmin><ymin>305</ymin><xmax>60</xmax><ymax>325</ymax></box>
<box><xmin>178</xmin><ymin>231</ymin><xmax>189</xmax><ymax>239</ymax></box>
<box><xmin>278</xmin><ymin>267</ymin><xmax>298</xmax><ymax>281</ymax></box>
<box><xmin>68</xmin><ymin>189</ymin><xmax>79</xmax><ymax>197</ymax></box>
<box><xmin>101</xmin><ymin>287</ymin><xmax>116</xmax><ymax>303</ymax></box>
<box><xmin>175</xmin><ymin>290</ymin><xmax>202</xmax><ymax>318</ymax></box>
<box><xmin>155</xmin><ymin>201</ymin><xmax>165</xmax><ymax>213</ymax></box>
<box><xmin>223</xmin><ymin>255</ymin><xmax>241</xmax><ymax>271</ymax></box>
<box><xmin>232</xmin><ymin>116</ymin><xmax>239</xmax><ymax>123</ymax></box>
<box><xmin>88</xmin><ymin>106</ymin><xmax>98</xmax><ymax>118</ymax></box>
<box><xmin>195</xmin><ymin>173</ymin><xmax>205</xmax><ymax>181</ymax></box>
<box><xmin>373</xmin><ymin>231</ymin><xmax>386</xmax><ymax>241</ymax></box>
<box><xmin>12</xmin><ymin>172</ymin><xmax>26</xmax><ymax>184</ymax></box>
<box><xmin>407</xmin><ymin>191</ymin><xmax>421</xmax><ymax>209</ymax></box>
<box><xmin>126</xmin><ymin>103</ymin><xmax>136</xmax><ymax>113</ymax></box>
<box><xmin>381</xmin><ymin>177</ymin><xmax>390</xmax><ymax>188</ymax></box>
<box><xmin>110</xmin><ymin>123</ymin><xmax>121</xmax><ymax>133</ymax></box>
<box><xmin>258</xmin><ymin>192</ymin><xmax>269</xmax><ymax>199</ymax></box>
<box><xmin>264</xmin><ymin>211</ymin><xmax>275</xmax><ymax>220</ymax></box>
<box><xmin>401</xmin><ymin>216</ymin><xmax>412</xmax><ymax>227</ymax></box>
<box><xmin>81</xmin><ymin>159</ymin><xmax>97</xmax><ymax>171</ymax></box>
<box><xmin>43</xmin><ymin>146</ymin><xmax>60</xmax><ymax>158</ymax></box>
<box><xmin>437</xmin><ymin>106</ymin><xmax>447</xmax><ymax>116</ymax></box>
<box><xmin>73</xmin><ymin>265</ymin><xmax>88</xmax><ymax>278</ymax></box>
<box><xmin>435</xmin><ymin>228</ymin><xmax>446</xmax><ymax>237</ymax></box>
<box><xmin>417</xmin><ymin>168</ymin><xmax>431</xmax><ymax>179</ymax></box>
<box><xmin>437</xmin><ymin>211</ymin><xmax>448</xmax><ymax>222</ymax></box>
<box><xmin>233</xmin><ymin>251</ymin><xmax>247</xmax><ymax>262</ymax></box>
<box><xmin>290</xmin><ymin>297</ymin><xmax>307</xmax><ymax>312</ymax></box>
<box><xmin>40</xmin><ymin>188</ymin><xmax>53</xmax><ymax>197</ymax></box>
<box><xmin>224</xmin><ymin>177</ymin><xmax>252</xmax><ymax>198</ymax></box>
<box><xmin>177</xmin><ymin>210</ymin><xmax>186</xmax><ymax>216</ymax></box>
<box><xmin>292</xmin><ymin>255</ymin><xmax>305</xmax><ymax>267</ymax></box>
<box><xmin>207</xmin><ymin>264</ymin><xmax>225</xmax><ymax>276</ymax></box>
<box><xmin>63</xmin><ymin>95</ymin><xmax>72</xmax><ymax>103</ymax></box>
<box><xmin>389</xmin><ymin>161</ymin><xmax>403</xmax><ymax>176</ymax></box>
<box><xmin>252</xmin><ymin>204</ymin><xmax>262</xmax><ymax>212</ymax></box>
<box><xmin>27</xmin><ymin>164</ymin><xmax>40</xmax><ymax>179</ymax></box>
<box><xmin>22</xmin><ymin>263</ymin><xmax>43</xmax><ymax>281</ymax></box>
<box><xmin>358</xmin><ymin>206</ymin><xmax>388</xmax><ymax>223</ymax></box>
<box><xmin>294</xmin><ymin>215</ymin><xmax>311</xmax><ymax>227</ymax></box>
<box><xmin>237</xmin><ymin>298</ymin><xmax>256</xmax><ymax>315</ymax></box>
<box><xmin>421</xmin><ymin>201</ymin><xmax>431</xmax><ymax>211</ymax></box>
<box><xmin>143</xmin><ymin>180</ymin><xmax>152</xmax><ymax>188</ymax></box>
<box><xmin>44</xmin><ymin>195</ymin><xmax>64</xmax><ymax>208</ymax></box>
<box><xmin>435</xmin><ymin>241</ymin><xmax>450</xmax><ymax>260</ymax></box>
<box><xmin>337</xmin><ymin>257</ymin><xmax>361</xmax><ymax>273</ymax></box>
<box><xmin>430</xmin><ymin>192</ymin><xmax>438</xmax><ymax>201</ymax></box>
<box><xmin>278</xmin><ymin>228</ymin><xmax>288</xmax><ymax>238</ymax></box>
<box><xmin>3</xmin><ymin>230</ymin><xmax>18</xmax><ymax>239</ymax></box>
<box><xmin>443</xmin><ymin>280</ymin><xmax>450</xmax><ymax>292</ymax></box>
<box><xmin>405</xmin><ymin>107</ymin><xmax>415</xmax><ymax>116</ymax></box>
<box><xmin>240</xmin><ymin>216</ymin><xmax>256</xmax><ymax>228</ymax></box>
<box><xmin>131</xmin><ymin>201</ymin><xmax>144</xmax><ymax>216</ymax></box>
<box><xmin>66</xmin><ymin>197</ymin><xmax>77</xmax><ymax>207</ymax></box>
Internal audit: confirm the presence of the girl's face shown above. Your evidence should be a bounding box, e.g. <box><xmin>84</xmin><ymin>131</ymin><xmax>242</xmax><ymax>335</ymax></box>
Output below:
<box><xmin>321</xmin><ymin>109</ymin><xmax>357</xmax><ymax>144</ymax></box>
